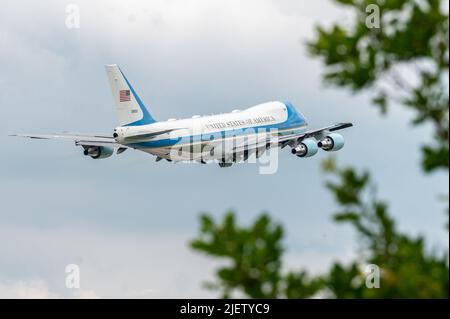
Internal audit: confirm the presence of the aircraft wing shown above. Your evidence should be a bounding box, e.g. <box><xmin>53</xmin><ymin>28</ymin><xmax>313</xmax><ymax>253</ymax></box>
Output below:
<box><xmin>277</xmin><ymin>122</ymin><xmax>353</xmax><ymax>145</ymax></box>
<box><xmin>122</xmin><ymin>128</ymin><xmax>184</xmax><ymax>142</ymax></box>
<box><xmin>11</xmin><ymin>133</ymin><xmax>128</xmax><ymax>149</ymax></box>
<box><xmin>232</xmin><ymin>122</ymin><xmax>353</xmax><ymax>152</ymax></box>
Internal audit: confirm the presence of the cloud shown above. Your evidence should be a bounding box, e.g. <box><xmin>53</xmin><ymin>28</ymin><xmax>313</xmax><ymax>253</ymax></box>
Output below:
<box><xmin>0</xmin><ymin>223</ymin><xmax>360</xmax><ymax>298</ymax></box>
<box><xmin>0</xmin><ymin>225</ymin><xmax>218</xmax><ymax>298</ymax></box>
<box><xmin>0</xmin><ymin>280</ymin><xmax>99</xmax><ymax>299</ymax></box>
<box><xmin>74</xmin><ymin>289</ymin><xmax>99</xmax><ymax>299</ymax></box>
<box><xmin>0</xmin><ymin>0</ymin><xmax>447</xmax><ymax>299</ymax></box>
<box><xmin>0</xmin><ymin>280</ymin><xmax>56</xmax><ymax>299</ymax></box>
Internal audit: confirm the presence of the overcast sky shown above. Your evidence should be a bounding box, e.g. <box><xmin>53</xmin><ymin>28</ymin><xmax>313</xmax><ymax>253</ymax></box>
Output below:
<box><xmin>0</xmin><ymin>0</ymin><xmax>448</xmax><ymax>298</ymax></box>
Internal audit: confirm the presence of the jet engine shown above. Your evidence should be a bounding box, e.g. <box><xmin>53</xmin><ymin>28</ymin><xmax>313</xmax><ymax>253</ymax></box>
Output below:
<box><xmin>291</xmin><ymin>139</ymin><xmax>318</xmax><ymax>157</ymax></box>
<box><xmin>83</xmin><ymin>146</ymin><xmax>114</xmax><ymax>159</ymax></box>
<box><xmin>318</xmin><ymin>133</ymin><xmax>345</xmax><ymax>151</ymax></box>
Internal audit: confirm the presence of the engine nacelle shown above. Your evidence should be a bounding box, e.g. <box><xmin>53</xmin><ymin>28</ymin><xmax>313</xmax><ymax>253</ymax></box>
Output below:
<box><xmin>291</xmin><ymin>138</ymin><xmax>318</xmax><ymax>157</ymax></box>
<box><xmin>83</xmin><ymin>146</ymin><xmax>114</xmax><ymax>159</ymax></box>
<box><xmin>318</xmin><ymin>133</ymin><xmax>345</xmax><ymax>151</ymax></box>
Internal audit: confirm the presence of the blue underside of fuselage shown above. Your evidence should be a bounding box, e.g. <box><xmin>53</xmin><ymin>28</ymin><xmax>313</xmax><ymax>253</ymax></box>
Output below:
<box><xmin>128</xmin><ymin>101</ymin><xmax>307</xmax><ymax>149</ymax></box>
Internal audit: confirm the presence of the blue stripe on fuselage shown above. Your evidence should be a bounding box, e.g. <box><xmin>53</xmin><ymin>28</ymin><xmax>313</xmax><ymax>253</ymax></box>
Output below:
<box><xmin>119</xmin><ymin>68</ymin><xmax>156</xmax><ymax>126</ymax></box>
<box><xmin>128</xmin><ymin>101</ymin><xmax>306</xmax><ymax>149</ymax></box>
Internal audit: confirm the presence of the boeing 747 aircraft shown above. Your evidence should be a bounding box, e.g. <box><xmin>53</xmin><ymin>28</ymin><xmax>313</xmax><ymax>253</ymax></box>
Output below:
<box><xmin>13</xmin><ymin>65</ymin><xmax>353</xmax><ymax>167</ymax></box>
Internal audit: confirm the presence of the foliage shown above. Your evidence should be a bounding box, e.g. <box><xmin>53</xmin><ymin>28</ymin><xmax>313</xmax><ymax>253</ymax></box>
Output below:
<box><xmin>191</xmin><ymin>213</ymin><xmax>284</xmax><ymax>298</ymax></box>
<box><xmin>190</xmin><ymin>0</ymin><xmax>449</xmax><ymax>299</ymax></box>
<box><xmin>322</xmin><ymin>157</ymin><xmax>448</xmax><ymax>298</ymax></box>
<box><xmin>307</xmin><ymin>0</ymin><xmax>449</xmax><ymax>172</ymax></box>
<box><xmin>191</xmin><ymin>159</ymin><xmax>449</xmax><ymax>298</ymax></box>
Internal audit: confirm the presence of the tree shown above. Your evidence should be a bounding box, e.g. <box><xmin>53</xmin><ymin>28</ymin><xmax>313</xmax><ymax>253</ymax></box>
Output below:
<box><xmin>191</xmin><ymin>158</ymin><xmax>449</xmax><ymax>298</ymax></box>
<box><xmin>307</xmin><ymin>0</ymin><xmax>449</xmax><ymax>172</ymax></box>
<box><xmin>321</xmin><ymin>157</ymin><xmax>448</xmax><ymax>298</ymax></box>
<box><xmin>190</xmin><ymin>0</ymin><xmax>449</xmax><ymax>298</ymax></box>
<box><xmin>190</xmin><ymin>213</ymin><xmax>284</xmax><ymax>298</ymax></box>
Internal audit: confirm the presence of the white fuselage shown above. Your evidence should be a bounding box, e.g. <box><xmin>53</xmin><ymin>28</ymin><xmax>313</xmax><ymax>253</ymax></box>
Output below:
<box><xmin>114</xmin><ymin>101</ymin><xmax>307</xmax><ymax>162</ymax></box>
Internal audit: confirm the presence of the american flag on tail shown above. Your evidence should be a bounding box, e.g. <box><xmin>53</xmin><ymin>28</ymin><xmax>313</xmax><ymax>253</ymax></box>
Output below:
<box><xmin>119</xmin><ymin>89</ymin><xmax>131</xmax><ymax>102</ymax></box>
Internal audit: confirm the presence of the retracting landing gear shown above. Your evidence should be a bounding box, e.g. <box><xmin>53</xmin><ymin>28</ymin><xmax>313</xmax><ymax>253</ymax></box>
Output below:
<box><xmin>218</xmin><ymin>156</ymin><xmax>233</xmax><ymax>167</ymax></box>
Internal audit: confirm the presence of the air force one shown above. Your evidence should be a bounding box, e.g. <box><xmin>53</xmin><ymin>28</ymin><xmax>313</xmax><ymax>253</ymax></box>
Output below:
<box><xmin>13</xmin><ymin>65</ymin><xmax>353</xmax><ymax>167</ymax></box>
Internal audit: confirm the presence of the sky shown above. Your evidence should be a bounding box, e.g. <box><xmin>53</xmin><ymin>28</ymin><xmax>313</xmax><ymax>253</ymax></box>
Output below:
<box><xmin>0</xmin><ymin>0</ymin><xmax>448</xmax><ymax>298</ymax></box>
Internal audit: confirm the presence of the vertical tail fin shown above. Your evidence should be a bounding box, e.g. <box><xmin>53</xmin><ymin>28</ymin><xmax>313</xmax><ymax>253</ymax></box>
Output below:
<box><xmin>105</xmin><ymin>64</ymin><xmax>156</xmax><ymax>126</ymax></box>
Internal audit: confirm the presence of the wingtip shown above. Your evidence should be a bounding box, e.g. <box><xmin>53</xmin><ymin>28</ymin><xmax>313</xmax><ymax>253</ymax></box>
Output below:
<box><xmin>341</xmin><ymin>122</ymin><xmax>354</xmax><ymax>128</ymax></box>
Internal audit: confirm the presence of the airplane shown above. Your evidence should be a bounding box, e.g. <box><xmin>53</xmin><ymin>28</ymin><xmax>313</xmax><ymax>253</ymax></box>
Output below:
<box><xmin>12</xmin><ymin>64</ymin><xmax>353</xmax><ymax>167</ymax></box>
